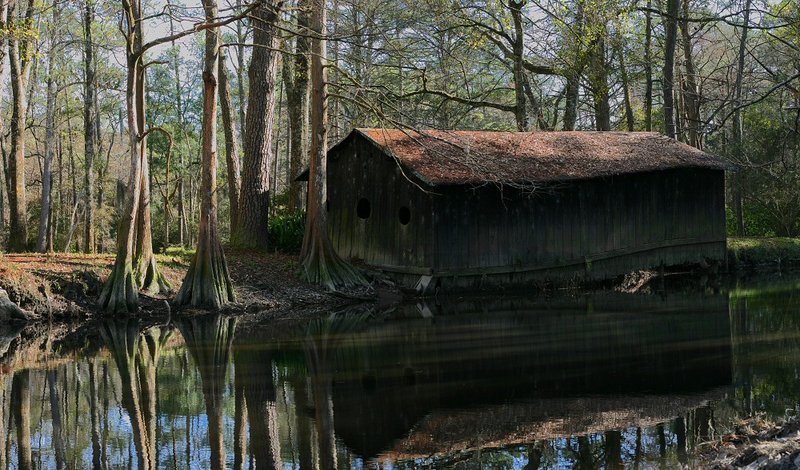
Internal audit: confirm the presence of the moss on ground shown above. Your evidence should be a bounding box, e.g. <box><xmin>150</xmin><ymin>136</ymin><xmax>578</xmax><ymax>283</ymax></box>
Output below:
<box><xmin>728</xmin><ymin>237</ymin><xmax>800</xmax><ymax>268</ymax></box>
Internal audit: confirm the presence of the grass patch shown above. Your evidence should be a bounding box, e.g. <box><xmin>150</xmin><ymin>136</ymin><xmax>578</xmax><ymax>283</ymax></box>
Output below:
<box><xmin>728</xmin><ymin>237</ymin><xmax>800</xmax><ymax>266</ymax></box>
<box><xmin>158</xmin><ymin>246</ymin><xmax>196</xmax><ymax>267</ymax></box>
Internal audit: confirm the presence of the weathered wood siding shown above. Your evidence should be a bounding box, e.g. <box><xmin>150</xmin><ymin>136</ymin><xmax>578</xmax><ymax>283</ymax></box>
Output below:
<box><xmin>327</xmin><ymin>137</ymin><xmax>434</xmax><ymax>270</ymax></box>
<box><xmin>326</xmin><ymin>133</ymin><xmax>727</xmax><ymax>286</ymax></box>
<box><xmin>431</xmin><ymin>168</ymin><xmax>727</xmax><ymax>275</ymax></box>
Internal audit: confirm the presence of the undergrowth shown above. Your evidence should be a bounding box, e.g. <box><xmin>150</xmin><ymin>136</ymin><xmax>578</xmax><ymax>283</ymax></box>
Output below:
<box><xmin>728</xmin><ymin>237</ymin><xmax>800</xmax><ymax>267</ymax></box>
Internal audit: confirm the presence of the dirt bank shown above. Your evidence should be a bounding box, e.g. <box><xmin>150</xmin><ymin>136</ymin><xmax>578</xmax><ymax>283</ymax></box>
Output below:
<box><xmin>694</xmin><ymin>416</ymin><xmax>800</xmax><ymax>469</ymax></box>
<box><xmin>0</xmin><ymin>249</ymin><xmax>378</xmax><ymax>321</ymax></box>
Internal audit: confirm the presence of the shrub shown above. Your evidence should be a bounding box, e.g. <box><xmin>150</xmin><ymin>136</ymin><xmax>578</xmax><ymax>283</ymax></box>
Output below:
<box><xmin>269</xmin><ymin>210</ymin><xmax>305</xmax><ymax>254</ymax></box>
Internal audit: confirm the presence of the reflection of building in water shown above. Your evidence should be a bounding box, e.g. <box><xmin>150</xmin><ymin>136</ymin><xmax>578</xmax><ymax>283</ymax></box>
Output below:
<box><xmin>301</xmin><ymin>294</ymin><xmax>734</xmax><ymax>465</ymax></box>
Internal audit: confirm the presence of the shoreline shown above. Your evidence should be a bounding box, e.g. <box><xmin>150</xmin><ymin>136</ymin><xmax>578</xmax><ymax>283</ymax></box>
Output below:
<box><xmin>0</xmin><ymin>249</ymin><xmax>377</xmax><ymax>323</ymax></box>
<box><xmin>2</xmin><ymin>236</ymin><xmax>799</xmax><ymax>324</ymax></box>
<box><xmin>693</xmin><ymin>415</ymin><xmax>800</xmax><ymax>469</ymax></box>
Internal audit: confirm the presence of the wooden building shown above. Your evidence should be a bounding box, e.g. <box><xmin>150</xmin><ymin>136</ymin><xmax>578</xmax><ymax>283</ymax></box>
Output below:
<box><xmin>321</xmin><ymin>128</ymin><xmax>730</xmax><ymax>292</ymax></box>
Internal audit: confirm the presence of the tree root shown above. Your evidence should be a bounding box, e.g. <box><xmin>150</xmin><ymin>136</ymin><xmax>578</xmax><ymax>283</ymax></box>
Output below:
<box><xmin>136</xmin><ymin>255</ymin><xmax>172</xmax><ymax>295</ymax></box>
<box><xmin>175</xmin><ymin>241</ymin><xmax>235</xmax><ymax>309</ymax></box>
<box><xmin>301</xmin><ymin>235</ymin><xmax>369</xmax><ymax>292</ymax></box>
<box><xmin>98</xmin><ymin>260</ymin><xmax>139</xmax><ymax>315</ymax></box>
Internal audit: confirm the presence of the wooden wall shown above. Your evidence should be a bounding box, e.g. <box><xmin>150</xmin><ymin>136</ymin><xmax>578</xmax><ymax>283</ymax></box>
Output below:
<box><xmin>327</xmin><ymin>134</ymin><xmax>727</xmax><ymax>285</ymax></box>
<box><xmin>431</xmin><ymin>168</ymin><xmax>727</xmax><ymax>276</ymax></box>
<box><xmin>327</xmin><ymin>137</ymin><xmax>435</xmax><ymax>271</ymax></box>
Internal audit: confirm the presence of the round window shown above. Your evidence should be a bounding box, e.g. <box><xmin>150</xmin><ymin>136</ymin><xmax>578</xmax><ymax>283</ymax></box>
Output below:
<box><xmin>357</xmin><ymin>198</ymin><xmax>371</xmax><ymax>219</ymax></box>
<box><xmin>398</xmin><ymin>206</ymin><xmax>411</xmax><ymax>225</ymax></box>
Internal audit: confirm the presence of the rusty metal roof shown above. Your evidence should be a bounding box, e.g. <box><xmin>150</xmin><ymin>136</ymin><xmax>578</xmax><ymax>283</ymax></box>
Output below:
<box><xmin>340</xmin><ymin>128</ymin><xmax>731</xmax><ymax>186</ymax></box>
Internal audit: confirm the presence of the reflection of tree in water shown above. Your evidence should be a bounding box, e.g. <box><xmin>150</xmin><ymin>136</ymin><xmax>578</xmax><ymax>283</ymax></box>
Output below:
<box><xmin>47</xmin><ymin>368</ymin><xmax>67</xmax><ymax>470</ymax></box>
<box><xmin>177</xmin><ymin>315</ymin><xmax>235</xmax><ymax>470</ymax></box>
<box><xmin>234</xmin><ymin>335</ymin><xmax>282</xmax><ymax>469</ymax></box>
<box><xmin>233</xmin><ymin>346</ymin><xmax>248</xmax><ymax>470</ymax></box>
<box><xmin>302</xmin><ymin>312</ymin><xmax>370</xmax><ymax>470</ymax></box>
<box><xmin>101</xmin><ymin>319</ymin><xmax>170</xmax><ymax>470</ymax></box>
<box><xmin>11</xmin><ymin>369</ymin><xmax>31</xmax><ymax>470</ymax></box>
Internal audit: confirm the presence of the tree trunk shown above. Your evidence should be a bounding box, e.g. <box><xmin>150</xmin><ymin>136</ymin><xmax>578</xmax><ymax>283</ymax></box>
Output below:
<box><xmin>176</xmin><ymin>0</ymin><xmax>235</xmax><ymax>308</ymax></box>
<box><xmin>616</xmin><ymin>40</ymin><xmax>635</xmax><ymax>131</ymax></box>
<box><xmin>100</xmin><ymin>0</ymin><xmax>170</xmax><ymax>313</ymax></box>
<box><xmin>510</xmin><ymin>0</ymin><xmax>529</xmax><ymax>131</ymax></box>
<box><xmin>588</xmin><ymin>36</ymin><xmax>610</xmax><ymax>131</ymax></box>
<box><xmin>83</xmin><ymin>0</ymin><xmax>97</xmax><ymax>253</ymax></box>
<box><xmin>732</xmin><ymin>0</ymin><xmax>752</xmax><ymax>236</ymax></box>
<box><xmin>680</xmin><ymin>0</ymin><xmax>701</xmax><ymax>147</ymax></box>
<box><xmin>300</xmin><ymin>0</ymin><xmax>367</xmax><ymax>290</ymax></box>
<box><xmin>134</xmin><ymin>145</ymin><xmax>169</xmax><ymax>294</ymax></box>
<box><xmin>219</xmin><ymin>48</ymin><xmax>242</xmax><ymax>234</ymax></box>
<box><xmin>662</xmin><ymin>0</ymin><xmax>680</xmax><ymax>138</ymax></box>
<box><xmin>236</xmin><ymin>0</ymin><xmax>247</xmax><ymax>141</ymax></box>
<box><xmin>0</xmin><ymin>0</ymin><xmax>9</xmax><ymax>234</ymax></box>
<box><xmin>0</xmin><ymin>162</ymin><xmax>5</xmax><ymax>234</ymax></box>
<box><xmin>644</xmin><ymin>0</ymin><xmax>653</xmax><ymax>131</ymax></box>
<box><xmin>233</xmin><ymin>0</ymin><xmax>282</xmax><ymax>249</ymax></box>
<box><xmin>99</xmin><ymin>34</ymin><xmax>147</xmax><ymax>313</ymax></box>
<box><xmin>6</xmin><ymin>0</ymin><xmax>35</xmax><ymax>252</ymax></box>
<box><xmin>286</xmin><ymin>0</ymin><xmax>310</xmax><ymax>212</ymax></box>
<box><xmin>562</xmin><ymin>2</ymin><xmax>584</xmax><ymax>131</ymax></box>
<box><xmin>169</xmin><ymin>12</ymin><xmax>187</xmax><ymax>248</ymax></box>
<box><xmin>38</xmin><ymin>5</ymin><xmax>59</xmax><ymax>252</ymax></box>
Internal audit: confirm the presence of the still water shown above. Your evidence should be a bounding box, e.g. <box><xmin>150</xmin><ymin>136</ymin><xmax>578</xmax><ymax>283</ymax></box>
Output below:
<box><xmin>1</xmin><ymin>277</ymin><xmax>799</xmax><ymax>469</ymax></box>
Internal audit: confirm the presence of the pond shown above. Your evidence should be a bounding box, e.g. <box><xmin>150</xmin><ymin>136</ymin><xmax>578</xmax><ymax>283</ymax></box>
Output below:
<box><xmin>1</xmin><ymin>276</ymin><xmax>799</xmax><ymax>469</ymax></box>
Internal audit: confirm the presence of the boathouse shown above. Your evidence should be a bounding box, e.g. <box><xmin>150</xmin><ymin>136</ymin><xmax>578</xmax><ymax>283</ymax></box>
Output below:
<box><xmin>321</xmin><ymin>129</ymin><xmax>730</xmax><ymax>292</ymax></box>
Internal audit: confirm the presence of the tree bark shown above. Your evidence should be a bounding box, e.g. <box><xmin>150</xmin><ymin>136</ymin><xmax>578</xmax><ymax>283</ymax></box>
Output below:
<box><xmin>234</xmin><ymin>0</ymin><xmax>282</xmax><ymax>249</ymax></box>
<box><xmin>588</xmin><ymin>36</ymin><xmax>611</xmax><ymax>131</ymax></box>
<box><xmin>300</xmin><ymin>0</ymin><xmax>367</xmax><ymax>290</ymax></box>
<box><xmin>662</xmin><ymin>0</ymin><xmax>680</xmax><ymax>138</ymax></box>
<box><xmin>562</xmin><ymin>2</ymin><xmax>584</xmax><ymax>131</ymax></box>
<box><xmin>0</xmin><ymin>0</ymin><xmax>9</xmax><ymax>234</ymax></box>
<box><xmin>285</xmin><ymin>0</ymin><xmax>310</xmax><ymax>212</ymax></box>
<box><xmin>83</xmin><ymin>0</ymin><xmax>97</xmax><ymax>253</ymax></box>
<box><xmin>644</xmin><ymin>0</ymin><xmax>653</xmax><ymax>131</ymax></box>
<box><xmin>7</xmin><ymin>0</ymin><xmax>35</xmax><ymax>252</ymax></box>
<box><xmin>176</xmin><ymin>0</ymin><xmax>235</xmax><ymax>308</ymax></box>
<box><xmin>134</xmin><ymin>146</ymin><xmax>168</xmax><ymax>294</ymax></box>
<box><xmin>510</xmin><ymin>0</ymin><xmax>529</xmax><ymax>131</ymax></box>
<box><xmin>219</xmin><ymin>47</ymin><xmax>242</xmax><ymax>234</ymax></box>
<box><xmin>236</xmin><ymin>0</ymin><xmax>247</xmax><ymax>141</ymax></box>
